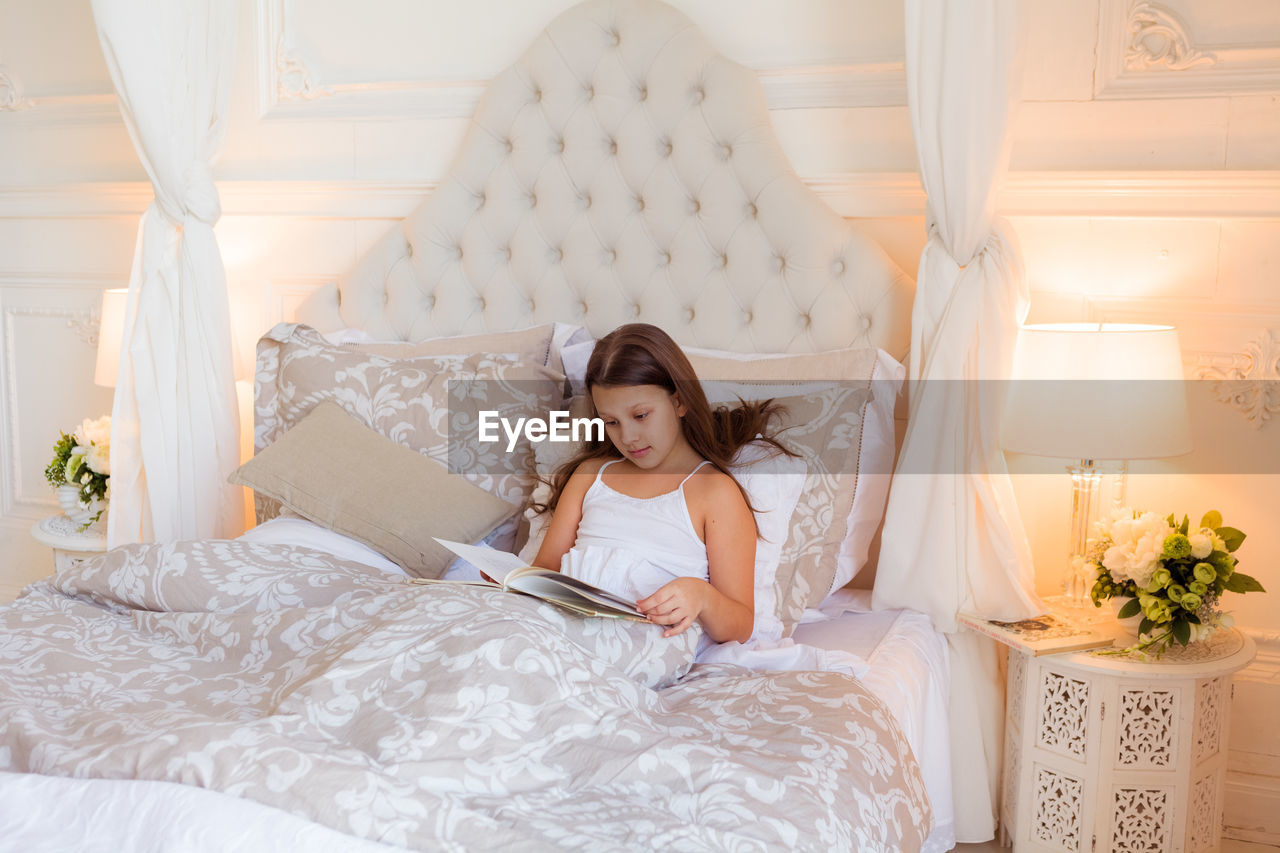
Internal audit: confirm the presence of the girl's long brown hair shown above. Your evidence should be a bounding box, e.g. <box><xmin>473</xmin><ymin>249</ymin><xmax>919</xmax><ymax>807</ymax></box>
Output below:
<box><xmin>536</xmin><ymin>323</ymin><xmax>797</xmax><ymax>521</ymax></box>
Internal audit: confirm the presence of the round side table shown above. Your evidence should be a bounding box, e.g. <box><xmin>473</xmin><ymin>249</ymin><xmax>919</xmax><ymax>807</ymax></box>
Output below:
<box><xmin>1001</xmin><ymin>628</ymin><xmax>1256</xmax><ymax>853</ymax></box>
<box><xmin>30</xmin><ymin>513</ymin><xmax>108</xmax><ymax>573</ymax></box>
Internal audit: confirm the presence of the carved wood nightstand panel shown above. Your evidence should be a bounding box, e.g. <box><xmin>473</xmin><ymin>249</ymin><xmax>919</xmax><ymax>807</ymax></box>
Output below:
<box><xmin>1115</xmin><ymin>688</ymin><xmax>1176</xmax><ymax>769</ymax></box>
<box><xmin>1036</xmin><ymin>671</ymin><xmax>1091</xmax><ymax>760</ymax></box>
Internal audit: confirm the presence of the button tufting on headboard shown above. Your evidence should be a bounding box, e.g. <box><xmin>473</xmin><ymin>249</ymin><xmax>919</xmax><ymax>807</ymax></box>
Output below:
<box><xmin>299</xmin><ymin>0</ymin><xmax>913</xmax><ymax>358</ymax></box>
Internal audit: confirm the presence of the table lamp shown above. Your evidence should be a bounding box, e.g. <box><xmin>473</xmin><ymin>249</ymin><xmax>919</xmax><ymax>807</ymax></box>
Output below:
<box><xmin>1002</xmin><ymin>323</ymin><xmax>1192</xmax><ymax>604</ymax></box>
<box><xmin>94</xmin><ymin>288</ymin><xmax>129</xmax><ymax>388</ymax></box>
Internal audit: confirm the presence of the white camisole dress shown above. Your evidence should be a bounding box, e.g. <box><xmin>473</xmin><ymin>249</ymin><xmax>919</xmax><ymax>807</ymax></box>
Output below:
<box><xmin>561</xmin><ymin>457</ymin><xmax>870</xmax><ymax>677</ymax></box>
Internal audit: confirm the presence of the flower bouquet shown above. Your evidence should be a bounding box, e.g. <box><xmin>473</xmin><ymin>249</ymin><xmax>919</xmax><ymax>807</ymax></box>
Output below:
<box><xmin>1088</xmin><ymin>507</ymin><xmax>1264</xmax><ymax>656</ymax></box>
<box><xmin>44</xmin><ymin>415</ymin><xmax>111</xmax><ymax>530</ymax></box>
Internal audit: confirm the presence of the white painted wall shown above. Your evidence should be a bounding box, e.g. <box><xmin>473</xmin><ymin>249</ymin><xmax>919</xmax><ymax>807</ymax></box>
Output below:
<box><xmin>1</xmin><ymin>0</ymin><xmax>1277</xmax><ymax>841</ymax></box>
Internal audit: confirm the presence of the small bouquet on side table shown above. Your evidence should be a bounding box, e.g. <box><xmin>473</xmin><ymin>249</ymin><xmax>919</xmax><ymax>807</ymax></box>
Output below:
<box><xmin>45</xmin><ymin>415</ymin><xmax>111</xmax><ymax>530</ymax></box>
<box><xmin>1088</xmin><ymin>507</ymin><xmax>1264</xmax><ymax>657</ymax></box>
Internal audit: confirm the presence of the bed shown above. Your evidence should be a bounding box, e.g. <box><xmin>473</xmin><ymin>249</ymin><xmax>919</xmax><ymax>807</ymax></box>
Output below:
<box><xmin>0</xmin><ymin>0</ymin><xmax>954</xmax><ymax>849</ymax></box>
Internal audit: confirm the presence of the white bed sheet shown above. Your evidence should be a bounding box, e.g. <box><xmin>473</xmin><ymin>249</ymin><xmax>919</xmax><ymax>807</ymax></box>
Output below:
<box><xmin>0</xmin><ymin>772</ymin><xmax>397</xmax><ymax>853</ymax></box>
<box><xmin>794</xmin><ymin>588</ymin><xmax>955</xmax><ymax>853</ymax></box>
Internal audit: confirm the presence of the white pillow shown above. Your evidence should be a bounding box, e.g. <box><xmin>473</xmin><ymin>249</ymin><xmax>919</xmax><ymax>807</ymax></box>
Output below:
<box><xmin>730</xmin><ymin>440</ymin><xmax>807</xmax><ymax>643</ymax></box>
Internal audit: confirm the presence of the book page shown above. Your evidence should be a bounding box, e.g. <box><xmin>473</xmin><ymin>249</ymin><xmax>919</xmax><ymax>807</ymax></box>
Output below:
<box><xmin>518</xmin><ymin>569</ymin><xmax>641</xmax><ymax>612</ymax></box>
<box><xmin>432</xmin><ymin>538</ymin><xmax>528</xmax><ymax>584</ymax></box>
<box><xmin>507</xmin><ymin>575</ymin><xmax>647</xmax><ymax>621</ymax></box>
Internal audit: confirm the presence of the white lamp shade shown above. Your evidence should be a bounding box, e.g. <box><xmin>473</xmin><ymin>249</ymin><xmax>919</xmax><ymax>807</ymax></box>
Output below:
<box><xmin>1002</xmin><ymin>323</ymin><xmax>1192</xmax><ymax>460</ymax></box>
<box><xmin>94</xmin><ymin>288</ymin><xmax>128</xmax><ymax>388</ymax></box>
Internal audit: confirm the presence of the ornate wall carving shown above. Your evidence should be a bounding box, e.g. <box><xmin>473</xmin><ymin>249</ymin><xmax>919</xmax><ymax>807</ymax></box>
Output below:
<box><xmin>1191</xmin><ymin>331</ymin><xmax>1280</xmax><ymax>430</ymax></box>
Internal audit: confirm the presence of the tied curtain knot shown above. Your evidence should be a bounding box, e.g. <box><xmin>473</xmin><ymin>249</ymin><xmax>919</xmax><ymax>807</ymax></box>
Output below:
<box><xmin>155</xmin><ymin>162</ymin><xmax>221</xmax><ymax>227</ymax></box>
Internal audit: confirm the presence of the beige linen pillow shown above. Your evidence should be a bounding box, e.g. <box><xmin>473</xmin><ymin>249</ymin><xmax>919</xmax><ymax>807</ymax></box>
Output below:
<box><xmin>231</xmin><ymin>401</ymin><xmax>516</xmax><ymax>578</ymax></box>
<box><xmin>253</xmin><ymin>323</ymin><xmax>566</xmax><ymax>525</ymax></box>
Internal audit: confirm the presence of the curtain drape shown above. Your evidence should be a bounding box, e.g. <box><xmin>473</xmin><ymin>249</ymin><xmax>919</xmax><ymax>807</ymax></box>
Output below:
<box><xmin>872</xmin><ymin>0</ymin><xmax>1044</xmax><ymax>841</ymax></box>
<box><xmin>92</xmin><ymin>0</ymin><xmax>243</xmax><ymax>546</ymax></box>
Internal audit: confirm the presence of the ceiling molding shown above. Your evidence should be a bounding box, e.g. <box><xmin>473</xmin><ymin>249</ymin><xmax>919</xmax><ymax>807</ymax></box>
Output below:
<box><xmin>1096</xmin><ymin>0</ymin><xmax>1280</xmax><ymax>99</ymax></box>
<box><xmin>253</xmin><ymin>0</ymin><xmax>905</xmax><ymax>120</ymax></box>
<box><xmin>4</xmin><ymin>171</ymin><xmax>1279</xmax><ymax>220</ymax></box>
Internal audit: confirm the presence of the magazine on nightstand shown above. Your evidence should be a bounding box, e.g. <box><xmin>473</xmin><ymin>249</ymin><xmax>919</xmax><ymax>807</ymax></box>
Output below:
<box><xmin>957</xmin><ymin>606</ymin><xmax>1115</xmax><ymax>656</ymax></box>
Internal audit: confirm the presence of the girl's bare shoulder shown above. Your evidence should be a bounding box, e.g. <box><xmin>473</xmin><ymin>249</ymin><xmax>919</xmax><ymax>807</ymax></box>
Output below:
<box><xmin>571</xmin><ymin>456</ymin><xmax>613</xmax><ymax>479</ymax></box>
<box><xmin>684</xmin><ymin>465</ymin><xmax>747</xmax><ymax>509</ymax></box>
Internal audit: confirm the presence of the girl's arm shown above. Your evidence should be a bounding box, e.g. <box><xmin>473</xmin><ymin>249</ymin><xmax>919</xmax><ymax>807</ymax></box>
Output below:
<box><xmin>638</xmin><ymin>473</ymin><xmax>756</xmax><ymax>643</ymax></box>
<box><xmin>530</xmin><ymin>457</ymin><xmax>605</xmax><ymax>572</ymax></box>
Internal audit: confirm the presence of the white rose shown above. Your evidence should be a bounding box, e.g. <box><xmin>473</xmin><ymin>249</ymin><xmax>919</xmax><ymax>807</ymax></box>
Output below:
<box><xmin>1189</xmin><ymin>529</ymin><xmax>1213</xmax><ymax>559</ymax></box>
<box><xmin>1100</xmin><ymin>510</ymin><xmax>1174</xmax><ymax>588</ymax></box>
<box><xmin>86</xmin><ymin>444</ymin><xmax>110</xmax><ymax>476</ymax></box>
<box><xmin>74</xmin><ymin>416</ymin><xmax>109</xmax><ymax>448</ymax></box>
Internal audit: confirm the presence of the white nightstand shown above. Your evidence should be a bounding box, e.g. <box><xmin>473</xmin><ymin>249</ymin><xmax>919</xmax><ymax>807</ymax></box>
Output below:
<box><xmin>1001</xmin><ymin>624</ymin><xmax>1256</xmax><ymax>853</ymax></box>
<box><xmin>30</xmin><ymin>513</ymin><xmax>108</xmax><ymax>573</ymax></box>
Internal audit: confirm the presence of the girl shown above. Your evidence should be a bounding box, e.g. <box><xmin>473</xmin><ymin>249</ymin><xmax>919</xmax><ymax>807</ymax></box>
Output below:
<box><xmin>531</xmin><ymin>323</ymin><xmax>792</xmax><ymax>645</ymax></box>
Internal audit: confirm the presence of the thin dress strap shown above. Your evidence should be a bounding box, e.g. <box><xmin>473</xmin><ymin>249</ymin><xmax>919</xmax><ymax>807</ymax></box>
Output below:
<box><xmin>678</xmin><ymin>459</ymin><xmax>712</xmax><ymax>489</ymax></box>
<box><xmin>593</xmin><ymin>458</ymin><xmax>622</xmax><ymax>487</ymax></box>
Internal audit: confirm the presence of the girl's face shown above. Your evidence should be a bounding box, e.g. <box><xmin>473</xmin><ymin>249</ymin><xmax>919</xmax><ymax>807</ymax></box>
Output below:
<box><xmin>591</xmin><ymin>384</ymin><xmax>688</xmax><ymax>470</ymax></box>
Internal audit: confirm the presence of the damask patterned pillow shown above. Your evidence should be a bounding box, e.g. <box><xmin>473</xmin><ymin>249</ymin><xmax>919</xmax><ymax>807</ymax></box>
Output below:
<box><xmin>685</xmin><ymin>346</ymin><xmax>896</xmax><ymax>637</ymax></box>
<box><xmin>254</xmin><ymin>323</ymin><xmax>565</xmax><ymax>523</ymax></box>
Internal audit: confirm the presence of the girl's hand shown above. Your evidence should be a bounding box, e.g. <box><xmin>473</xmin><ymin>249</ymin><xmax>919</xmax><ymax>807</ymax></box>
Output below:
<box><xmin>637</xmin><ymin>579</ymin><xmax>709</xmax><ymax>638</ymax></box>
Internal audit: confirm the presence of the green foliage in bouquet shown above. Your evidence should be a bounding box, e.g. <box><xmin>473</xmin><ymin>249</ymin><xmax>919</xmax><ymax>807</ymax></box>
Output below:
<box><xmin>1090</xmin><ymin>509</ymin><xmax>1264</xmax><ymax>657</ymax></box>
<box><xmin>45</xmin><ymin>422</ymin><xmax>111</xmax><ymax>525</ymax></box>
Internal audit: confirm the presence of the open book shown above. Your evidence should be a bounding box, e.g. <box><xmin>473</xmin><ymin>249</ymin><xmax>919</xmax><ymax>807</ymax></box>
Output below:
<box><xmin>409</xmin><ymin>538</ymin><xmax>649</xmax><ymax>623</ymax></box>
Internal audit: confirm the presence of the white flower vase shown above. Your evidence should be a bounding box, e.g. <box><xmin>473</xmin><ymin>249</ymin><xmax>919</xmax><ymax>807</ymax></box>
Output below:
<box><xmin>56</xmin><ymin>483</ymin><xmax>107</xmax><ymax>530</ymax></box>
<box><xmin>1108</xmin><ymin>596</ymin><xmax>1144</xmax><ymax>641</ymax></box>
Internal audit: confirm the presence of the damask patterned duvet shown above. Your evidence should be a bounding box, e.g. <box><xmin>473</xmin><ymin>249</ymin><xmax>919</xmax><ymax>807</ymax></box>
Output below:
<box><xmin>0</xmin><ymin>541</ymin><xmax>931</xmax><ymax>851</ymax></box>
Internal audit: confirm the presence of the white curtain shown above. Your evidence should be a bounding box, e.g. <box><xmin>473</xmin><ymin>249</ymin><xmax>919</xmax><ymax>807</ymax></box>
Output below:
<box><xmin>93</xmin><ymin>0</ymin><xmax>243</xmax><ymax>546</ymax></box>
<box><xmin>872</xmin><ymin>0</ymin><xmax>1043</xmax><ymax>841</ymax></box>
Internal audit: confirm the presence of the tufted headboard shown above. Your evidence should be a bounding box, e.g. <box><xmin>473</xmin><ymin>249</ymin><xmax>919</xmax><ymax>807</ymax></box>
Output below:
<box><xmin>297</xmin><ymin>0</ymin><xmax>913</xmax><ymax>360</ymax></box>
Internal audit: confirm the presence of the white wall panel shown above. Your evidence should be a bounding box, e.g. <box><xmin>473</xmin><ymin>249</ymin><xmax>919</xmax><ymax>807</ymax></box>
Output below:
<box><xmin>0</xmin><ymin>0</ymin><xmax>113</xmax><ymax>100</ymax></box>
<box><xmin>1021</xmin><ymin>0</ymin><xmax>1100</xmax><ymax>102</ymax></box>
<box><xmin>1226</xmin><ymin>93</ymin><xmax>1280</xmax><ymax>168</ymax></box>
<box><xmin>0</xmin><ymin>282</ymin><xmax>116</xmax><ymax>518</ymax></box>
<box><xmin>1011</xmin><ymin>98</ymin><xmax>1232</xmax><ymax>169</ymax></box>
<box><xmin>1219</xmin><ymin>220</ymin><xmax>1280</xmax><ymax>303</ymax></box>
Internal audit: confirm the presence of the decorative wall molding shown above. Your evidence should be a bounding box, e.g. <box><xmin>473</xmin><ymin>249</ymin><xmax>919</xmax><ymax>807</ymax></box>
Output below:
<box><xmin>66</xmin><ymin>308</ymin><xmax>102</xmax><ymax>348</ymax></box>
<box><xmin>1238</xmin><ymin>627</ymin><xmax>1280</xmax><ymax>681</ymax></box>
<box><xmin>274</xmin><ymin>32</ymin><xmax>332</xmax><ymax>103</ymax></box>
<box><xmin>0</xmin><ymin>62</ymin><xmax>118</xmax><ymax>126</ymax></box>
<box><xmin>0</xmin><ymin>67</ymin><xmax>33</xmax><ymax>112</ymax></box>
<box><xmin>1191</xmin><ymin>331</ymin><xmax>1280</xmax><ymax>430</ymax></box>
<box><xmin>1125</xmin><ymin>1</ymin><xmax>1216</xmax><ymax>72</ymax></box>
<box><xmin>2</xmin><ymin>306</ymin><xmax>96</xmax><ymax>516</ymax></box>
<box><xmin>253</xmin><ymin>0</ymin><xmax>905</xmax><ymax>119</ymax></box>
<box><xmin>1096</xmin><ymin>0</ymin><xmax>1280</xmax><ymax>98</ymax></box>
<box><xmin>5</xmin><ymin>171</ymin><xmax>1280</xmax><ymax>221</ymax></box>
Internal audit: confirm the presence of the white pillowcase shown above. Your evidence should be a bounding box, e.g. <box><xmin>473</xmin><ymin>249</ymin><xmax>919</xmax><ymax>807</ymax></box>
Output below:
<box><xmin>730</xmin><ymin>440</ymin><xmax>807</xmax><ymax>643</ymax></box>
